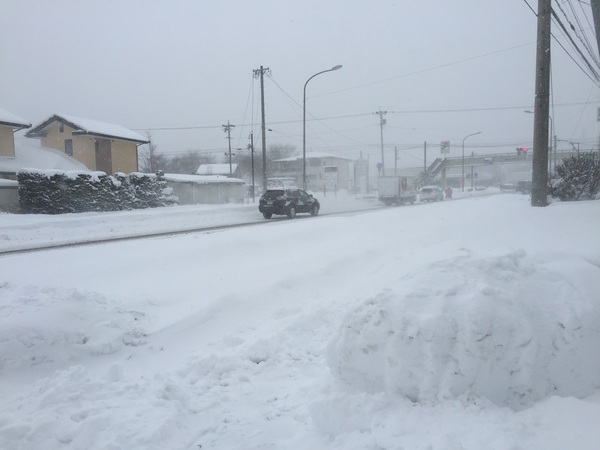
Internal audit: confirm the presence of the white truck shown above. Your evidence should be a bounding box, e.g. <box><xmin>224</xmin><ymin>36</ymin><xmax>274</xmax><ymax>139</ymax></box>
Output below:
<box><xmin>377</xmin><ymin>176</ymin><xmax>417</xmax><ymax>205</ymax></box>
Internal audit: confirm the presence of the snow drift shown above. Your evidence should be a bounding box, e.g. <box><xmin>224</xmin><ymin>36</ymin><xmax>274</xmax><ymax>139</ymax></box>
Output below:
<box><xmin>327</xmin><ymin>250</ymin><xmax>600</xmax><ymax>410</ymax></box>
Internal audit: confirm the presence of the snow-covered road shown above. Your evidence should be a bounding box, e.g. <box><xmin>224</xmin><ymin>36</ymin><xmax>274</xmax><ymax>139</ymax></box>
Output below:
<box><xmin>1</xmin><ymin>191</ymin><xmax>599</xmax><ymax>449</ymax></box>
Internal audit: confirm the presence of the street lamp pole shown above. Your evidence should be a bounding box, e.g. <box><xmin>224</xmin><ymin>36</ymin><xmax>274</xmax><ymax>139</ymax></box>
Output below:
<box><xmin>462</xmin><ymin>131</ymin><xmax>482</xmax><ymax>192</ymax></box>
<box><xmin>303</xmin><ymin>64</ymin><xmax>342</xmax><ymax>190</ymax></box>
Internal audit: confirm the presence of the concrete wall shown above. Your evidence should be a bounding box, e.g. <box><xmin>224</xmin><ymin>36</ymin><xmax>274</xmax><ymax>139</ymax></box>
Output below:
<box><xmin>0</xmin><ymin>184</ymin><xmax>19</xmax><ymax>212</ymax></box>
<box><xmin>168</xmin><ymin>181</ymin><xmax>245</xmax><ymax>204</ymax></box>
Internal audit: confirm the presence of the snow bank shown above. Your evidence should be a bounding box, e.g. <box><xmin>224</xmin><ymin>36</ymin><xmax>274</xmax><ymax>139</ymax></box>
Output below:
<box><xmin>327</xmin><ymin>250</ymin><xmax>600</xmax><ymax>410</ymax></box>
<box><xmin>0</xmin><ymin>283</ymin><xmax>148</xmax><ymax>375</ymax></box>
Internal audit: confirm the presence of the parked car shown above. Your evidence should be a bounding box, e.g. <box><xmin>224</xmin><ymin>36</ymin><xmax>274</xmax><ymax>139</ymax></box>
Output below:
<box><xmin>516</xmin><ymin>180</ymin><xmax>532</xmax><ymax>194</ymax></box>
<box><xmin>420</xmin><ymin>186</ymin><xmax>444</xmax><ymax>202</ymax></box>
<box><xmin>259</xmin><ymin>188</ymin><xmax>320</xmax><ymax>219</ymax></box>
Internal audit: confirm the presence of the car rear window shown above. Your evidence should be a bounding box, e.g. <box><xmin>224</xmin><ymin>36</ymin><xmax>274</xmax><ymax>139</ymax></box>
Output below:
<box><xmin>263</xmin><ymin>190</ymin><xmax>285</xmax><ymax>199</ymax></box>
<box><xmin>422</xmin><ymin>188</ymin><xmax>432</xmax><ymax>193</ymax></box>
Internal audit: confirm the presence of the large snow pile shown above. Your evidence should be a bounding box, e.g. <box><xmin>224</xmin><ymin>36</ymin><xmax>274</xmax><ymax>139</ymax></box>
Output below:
<box><xmin>327</xmin><ymin>250</ymin><xmax>600</xmax><ymax>410</ymax></box>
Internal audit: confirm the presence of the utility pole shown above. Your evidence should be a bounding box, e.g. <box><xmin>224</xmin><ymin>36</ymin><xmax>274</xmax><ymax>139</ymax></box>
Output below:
<box><xmin>591</xmin><ymin>0</ymin><xmax>600</xmax><ymax>61</ymax></box>
<box><xmin>531</xmin><ymin>0</ymin><xmax>552</xmax><ymax>207</ymax></box>
<box><xmin>249</xmin><ymin>132</ymin><xmax>255</xmax><ymax>202</ymax></box>
<box><xmin>253</xmin><ymin>66</ymin><xmax>270</xmax><ymax>192</ymax></box>
<box><xmin>222</xmin><ymin>121</ymin><xmax>235</xmax><ymax>175</ymax></box>
<box><xmin>423</xmin><ymin>141</ymin><xmax>427</xmax><ymax>174</ymax></box>
<box><xmin>374</xmin><ymin>109</ymin><xmax>387</xmax><ymax>174</ymax></box>
<box><xmin>394</xmin><ymin>146</ymin><xmax>398</xmax><ymax>176</ymax></box>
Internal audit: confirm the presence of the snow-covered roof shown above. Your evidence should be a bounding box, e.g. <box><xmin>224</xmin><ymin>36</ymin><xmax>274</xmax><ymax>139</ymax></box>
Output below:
<box><xmin>163</xmin><ymin>173</ymin><xmax>244</xmax><ymax>184</ymax></box>
<box><xmin>25</xmin><ymin>113</ymin><xmax>148</xmax><ymax>144</ymax></box>
<box><xmin>196</xmin><ymin>164</ymin><xmax>238</xmax><ymax>176</ymax></box>
<box><xmin>0</xmin><ymin>139</ymin><xmax>89</xmax><ymax>174</ymax></box>
<box><xmin>274</xmin><ymin>152</ymin><xmax>352</xmax><ymax>162</ymax></box>
<box><xmin>0</xmin><ymin>107</ymin><xmax>31</xmax><ymax>129</ymax></box>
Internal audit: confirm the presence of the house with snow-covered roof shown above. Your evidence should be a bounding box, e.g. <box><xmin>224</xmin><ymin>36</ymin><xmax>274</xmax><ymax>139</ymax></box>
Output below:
<box><xmin>196</xmin><ymin>163</ymin><xmax>240</xmax><ymax>177</ymax></box>
<box><xmin>0</xmin><ymin>107</ymin><xmax>31</xmax><ymax>159</ymax></box>
<box><xmin>25</xmin><ymin>113</ymin><xmax>148</xmax><ymax>174</ymax></box>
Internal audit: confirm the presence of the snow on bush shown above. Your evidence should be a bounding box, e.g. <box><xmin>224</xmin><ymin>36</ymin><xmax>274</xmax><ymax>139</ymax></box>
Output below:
<box><xmin>327</xmin><ymin>250</ymin><xmax>600</xmax><ymax>410</ymax></box>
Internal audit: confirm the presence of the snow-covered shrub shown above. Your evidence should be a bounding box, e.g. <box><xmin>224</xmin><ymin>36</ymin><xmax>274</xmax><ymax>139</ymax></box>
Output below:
<box><xmin>549</xmin><ymin>154</ymin><xmax>600</xmax><ymax>201</ymax></box>
<box><xmin>17</xmin><ymin>169</ymin><xmax>178</xmax><ymax>214</ymax></box>
<box><xmin>128</xmin><ymin>172</ymin><xmax>177</xmax><ymax>209</ymax></box>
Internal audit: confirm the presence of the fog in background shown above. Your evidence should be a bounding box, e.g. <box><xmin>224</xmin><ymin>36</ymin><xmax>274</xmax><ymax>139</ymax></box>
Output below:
<box><xmin>2</xmin><ymin>0</ymin><xmax>599</xmax><ymax>169</ymax></box>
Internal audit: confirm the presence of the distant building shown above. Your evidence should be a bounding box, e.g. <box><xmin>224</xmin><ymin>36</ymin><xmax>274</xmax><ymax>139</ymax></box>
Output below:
<box><xmin>271</xmin><ymin>152</ymin><xmax>352</xmax><ymax>192</ymax></box>
<box><xmin>163</xmin><ymin>173</ymin><xmax>245</xmax><ymax>204</ymax></box>
<box><xmin>196</xmin><ymin>163</ymin><xmax>240</xmax><ymax>177</ymax></box>
<box><xmin>25</xmin><ymin>113</ymin><xmax>148</xmax><ymax>174</ymax></box>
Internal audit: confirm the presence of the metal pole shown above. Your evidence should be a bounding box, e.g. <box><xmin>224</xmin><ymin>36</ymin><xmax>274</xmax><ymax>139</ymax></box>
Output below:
<box><xmin>303</xmin><ymin>65</ymin><xmax>343</xmax><ymax>190</ymax></box>
<box><xmin>374</xmin><ymin>109</ymin><xmax>387</xmax><ymax>175</ymax></box>
<box><xmin>471</xmin><ymin>166</ymin><xmax>474</xmax><ymax>191</ymax></box>
<box><xmin>250</xmin><ymin>132</ymin><xmax>255</xmax><ymax>202</ymax></box>
<box><xmin>461</xmin><ymin>131</ymin><xmax>482</xmax><ymax>192</ymax></box>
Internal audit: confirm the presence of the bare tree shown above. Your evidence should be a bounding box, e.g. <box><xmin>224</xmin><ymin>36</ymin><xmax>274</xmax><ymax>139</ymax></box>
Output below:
<box><xmin>268</xmin><ymin>143</ymin><xmax>296</xmax><ymax>162</ymax></box>
<box><xmin>139</xmin><ymin>132</ymin><xmax>169</xmax><ymax>173</ymax></box>
<box><xmin>166</xmin><ymin>151</ymin><xmax>215</xmax><ymax>174</ymax></box>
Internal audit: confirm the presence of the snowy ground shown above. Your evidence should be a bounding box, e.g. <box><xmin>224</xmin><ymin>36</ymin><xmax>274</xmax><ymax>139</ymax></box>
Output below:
<box><xmin>0</xmin><ymin>190</ymin><xmax>599</xmax><ymax>450</ymax></box>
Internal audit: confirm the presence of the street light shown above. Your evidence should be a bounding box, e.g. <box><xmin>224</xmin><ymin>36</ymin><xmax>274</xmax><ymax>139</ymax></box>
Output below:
<box><xmin>303</xmin><ymin>64</ymin><xmax>343</xmax><ymax>190</ymax></box>
<box><xmin>462</xmin><ymin>131</ymin><xmax>482</xmax><ymax>192</ymax></box>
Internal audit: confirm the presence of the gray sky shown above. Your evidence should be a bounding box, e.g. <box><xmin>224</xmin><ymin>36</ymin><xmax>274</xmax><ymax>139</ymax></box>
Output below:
<box><xmin>2</xmin><ymin>0</ymin><xmax>599</xmax><ymax>168</ymax></box>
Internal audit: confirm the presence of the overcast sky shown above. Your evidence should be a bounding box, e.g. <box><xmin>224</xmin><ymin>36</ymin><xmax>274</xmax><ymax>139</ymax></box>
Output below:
<box><xmin>2</xmin><ymin>0</ymin><xmax>599</xmax><ymax>168</ymax></box>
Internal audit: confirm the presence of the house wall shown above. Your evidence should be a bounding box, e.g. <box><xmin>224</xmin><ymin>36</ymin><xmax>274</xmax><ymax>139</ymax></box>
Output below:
<box><xmin>0</xmin><ymin>125</ymin><xmax>15</xmax><ymax>157</ymax></box>
<box><xmin>39</xmin><ymin>122</ymin><xmax>138</xmax><ymax>174</ymax></box>
<box><xmin>40</xmin><ymin>123</ymin><xmax>96</xmax><ymax>168</ymax></box>
<box><xmin>111</xmin><ymin>139</ymin><xmax>138</xmax><ymax>173</ymax></box>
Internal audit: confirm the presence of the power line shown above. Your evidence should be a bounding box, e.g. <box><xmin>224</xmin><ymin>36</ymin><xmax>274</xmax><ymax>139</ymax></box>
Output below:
<box><xmin>267</xmin><ymin>73</ymin><xmax>370</xmax><ymax>148</ymax></box>
<box><xmin>564</xmin><ymin>0</ymin><xmax>600</xmax><ymax>67</ymax></box>
<box><xmin>311</xmin><ymin>43</ymin><xmax>536</xmax><ymax>99</ymax></box>
<box><xmin>523</xmin><ymin>0</ymin><xmax>600</xmax><ymax>84</ymax></box>
<box><xmin>133</xmin><ymin>100</ymin><xmax>600</xmax><ymax>132</ymax></box>
<box><xmin>552</xmin><ymin>7</ymin><xmax>600</xmax><ymax>81</ymax></box>
<box><xmin>553</xmin><ymin>0</ymin><xmax>600</xmax><ymax>73</ymax></box>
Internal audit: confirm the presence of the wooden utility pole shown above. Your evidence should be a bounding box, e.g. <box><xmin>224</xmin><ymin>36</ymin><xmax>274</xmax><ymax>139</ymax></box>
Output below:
<box><xmin>253</xmin><ymin>66</ymin><xmax>270</xmax><ymax>192</ymax></box>
<box><xmin>222</xmin><ymin>121</ymin><xmax>235</xmax><ymax>175</ymax></box>
<box><xmin>249</xmin><ymin>132</ymin><xmax>255</xmax><ymax>202</ymax></box>
<box><xmin>531</xmin><ymin>0</ymin><xmax>552</xmax><ymax>207</ymax></box>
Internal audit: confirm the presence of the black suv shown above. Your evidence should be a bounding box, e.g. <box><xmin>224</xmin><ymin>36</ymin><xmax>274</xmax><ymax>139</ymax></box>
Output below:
<box><xmin>259</xmin><ymin>188</ymin><xmax>320</xmax><ymax>219</ymax></box>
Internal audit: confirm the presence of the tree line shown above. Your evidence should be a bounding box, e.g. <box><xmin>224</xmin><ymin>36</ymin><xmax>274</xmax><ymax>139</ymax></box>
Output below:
<box><xmin>139</xmin><ymin>134</ymin><xmax>296</xmax><ymax>181</ymax></box>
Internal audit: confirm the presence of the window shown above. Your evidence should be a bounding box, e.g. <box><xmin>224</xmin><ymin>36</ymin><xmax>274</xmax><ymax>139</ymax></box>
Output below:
<box><xmin>59</xmin><ymin>124</ymin><xmax>64</xmax><ymax>133</ymax></box>
<box><xmin>65</xmin><ymin>139</ymin><xmax>73</xmax><ymax>156</ymax></box>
